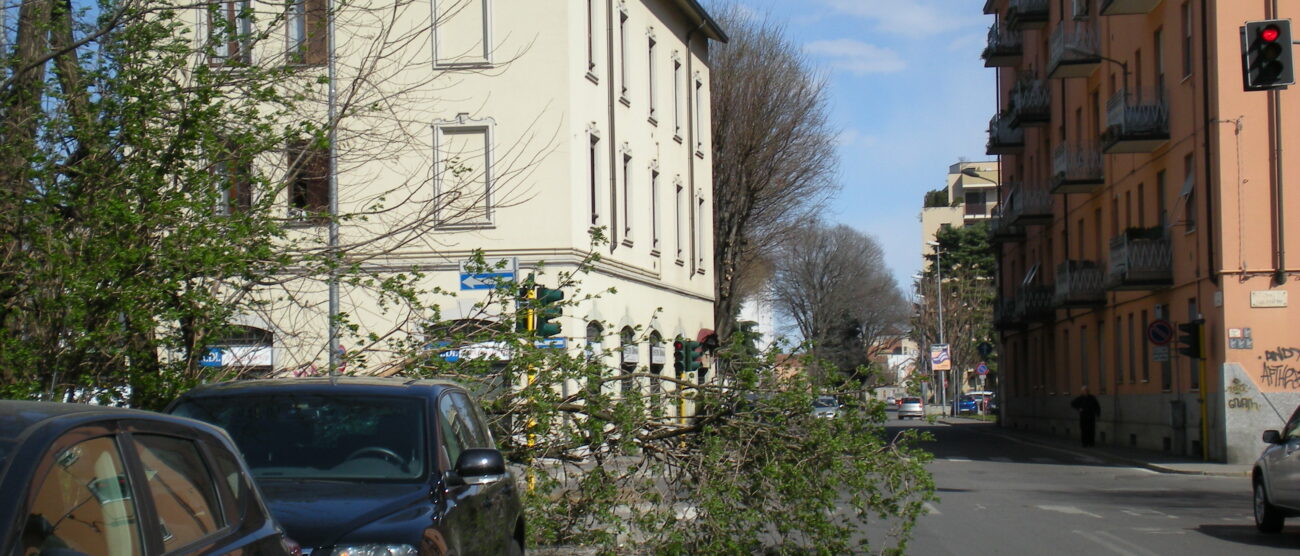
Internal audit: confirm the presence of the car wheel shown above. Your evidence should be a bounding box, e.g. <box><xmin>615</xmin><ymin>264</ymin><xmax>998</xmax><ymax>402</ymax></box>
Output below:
<box><xmin>1255</xmin><ymin>480</ymin><xmax>1285</xmax><ymax>533</ymax></box>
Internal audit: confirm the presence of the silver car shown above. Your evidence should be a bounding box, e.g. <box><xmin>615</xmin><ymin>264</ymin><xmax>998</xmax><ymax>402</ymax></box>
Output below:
<box><xmin>1254</xmin><ymin>404</ymin><xmax>1300</xmax><ymax>532</ymax></box>
<box><xmin>812</xmin><ymin>395</ymin><xmax>841</xmax><ymax>419</ymax></box>
<box><xmin>898</xmin><ymin>397</ymin><xmax>925</xmax><ymax>420</ymax></box>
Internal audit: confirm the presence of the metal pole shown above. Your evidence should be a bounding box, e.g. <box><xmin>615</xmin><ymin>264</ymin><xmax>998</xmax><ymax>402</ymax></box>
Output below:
<box><xmin>326</xmin><ymin>0</ymin><xmax>340</xmax><ymax>375</ymax></box>
<box><xmin>936</xmin><ymin>247</ymin><xmax>948</xmax><ymax>414</ymax></box>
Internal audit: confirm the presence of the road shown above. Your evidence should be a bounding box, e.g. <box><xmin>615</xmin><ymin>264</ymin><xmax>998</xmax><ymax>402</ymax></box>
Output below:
<box><xmin>885</xmin><ymin>412</ymin><xmax>1300</xmax><ymax>555</ymax></box>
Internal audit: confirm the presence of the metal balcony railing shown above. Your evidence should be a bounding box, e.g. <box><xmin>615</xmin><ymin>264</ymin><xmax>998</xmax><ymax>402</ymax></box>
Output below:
<box><xmin>1107</xmin><ymin>227</ymin><xmax>1173</xmax><ymax>290</ymax></box>
<box><xmin>1007</xmin><ymin>0</ymin><xmax>1049</xmax><ymax>30</ymax></box>
<box><xmin>1014</xmin><ymin>285</ymin><xmax>1056</xmax><ymax>322</ymax></box>
<box><xmin>1103</xmin><ymin>88</ymin><xmax>1170</xmax><ymax>153</ymax></box>
<box><xmin>982</xmin><ymin>23</ymin><xmax>1024</xmax><ymax>67</ymax></box>
<box><xmin>994</xmin><ymin>296</ymin><xmax>1021</xmax><ymax>330</ymax></box>
<box><xmin>1100</xmin><ymin>0</ymin><xmax>1161</xmax><ymax>16</ymax></box>
<box><xmin>1050</xmin><ymin>142</ymin><xmax>1104</xmax><ymax>193</ymax></box>
<box><xmin>1009</xmin><ymin>74</ymin><xmax>1050</xmax><ymax>127</ymax></box>
<box><xmin>987</xmin><ymin>208</ymin><xmax>1026</xmax><ymax>244</ymax></box>
<box><xmin>987</xmin><ymin>112</ymin><xmax>1025</xmax><ymax>155</ymax></box>
<box><xmin>1054</xmin><ymin>260</ymin><xmax>1106</xmax><ymax>308</ymax></box>
<box><xmin>1048</xmin><ymin>23</ymin><xmax>1101</xmax><ymax>79</ymax></box>
<box><xmin>1004</xmin><ymin>184</ymin><xmax>1053</xmax><ymax>225</ymax></box>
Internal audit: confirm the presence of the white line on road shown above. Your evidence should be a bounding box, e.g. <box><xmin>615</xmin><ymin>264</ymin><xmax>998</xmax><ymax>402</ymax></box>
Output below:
<box><xmin>945</xmin><ymin>457</ymin><xmax>972</xmax><ymax>462</ymax></box>
<box><xmin>923</xmin><ymin>502</ymin><xmax>942</xmax><ymax>515</ymax></box>
<box><xmin>1071</xmin><ymin>530</ymin><xmax>1161</xmax><ymax>556</ymax></box>
<box><xmin>1040</xmin><ymin>505</ymin><xmax>1104</xmax><ymax>518</ymax></box>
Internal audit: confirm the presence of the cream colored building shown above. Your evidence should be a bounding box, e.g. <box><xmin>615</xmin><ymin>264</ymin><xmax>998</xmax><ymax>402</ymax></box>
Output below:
<box><xmin>920</xmin><ymin>161</ymin><xmax>1000</xmax><ymax>259</ymax></box>
<box><xmin>199</xmin><ymin>1</ymin><xmax>725</xmax><ymax>379</ymax></box>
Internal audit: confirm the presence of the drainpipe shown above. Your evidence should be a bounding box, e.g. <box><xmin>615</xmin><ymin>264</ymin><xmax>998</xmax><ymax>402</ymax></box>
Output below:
<box><xmin>1268</xmin><ymin>0</ymin><xmax>1286</xmax><ymax>285</ymax></box>
<box><xmin>606</xmin><ymin>0</ymin><xmax>619</xmax><ymax>251</ymax></box>
<box><xmin>1201</xmin><ymin>0</ymin><xmax>1218</xmax><ymax>287</ymax></box>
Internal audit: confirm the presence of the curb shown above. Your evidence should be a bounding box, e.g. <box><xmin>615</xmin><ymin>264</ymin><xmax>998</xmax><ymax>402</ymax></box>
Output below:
<box><xmin>937</xmin><ymin>418</ymin><xmax>1251</xmax><ymax>478</ymax></box>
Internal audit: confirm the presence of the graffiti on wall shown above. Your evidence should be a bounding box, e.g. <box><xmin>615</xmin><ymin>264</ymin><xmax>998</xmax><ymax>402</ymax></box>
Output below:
<box><xmin>1262</xmin><ymin>347</ymin><xmax>1300</xmax><ymax>390</ymax></box>
<box><xmin>1226</xmin><ymin>378</ymin><xmax>1260</xmax><ymax>411</ymax></box>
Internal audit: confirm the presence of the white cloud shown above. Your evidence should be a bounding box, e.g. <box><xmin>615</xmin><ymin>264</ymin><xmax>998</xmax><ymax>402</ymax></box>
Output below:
<box><xmin>804</xmin><ymin>39</ymin><xmax>905</xmax><ymax>75</ymax></box>
<box><xmin>818</xmin><ymin>0</ymin><xmax>981</xmax><ymax>35</ymax></box>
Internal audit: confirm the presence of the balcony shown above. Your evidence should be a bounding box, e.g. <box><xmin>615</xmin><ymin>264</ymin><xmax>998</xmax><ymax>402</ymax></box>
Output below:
<box><xmin>994</xmin><ymin>296</ymin><xmax>1020</xmax><ymax>331</ymax></box>
<box><xmin>1048</xmin><ymin>24</ymin><xmax>1101</xmax><ymax>79</ymax></box>
<box><xmin>1009</xmin><ymin>74</ymin><xmax>1050</xmax><ymax>128</ymax></box>
<box><xmin>1050</xmin><ymin>143</ymin><xmax>1104</xmax><ymax>193</ymax></box>
<box><xmin>1054</xmin><ymin>260</ymin><xmax>1106</xmax><ymax>308</ymax></box>
<box><xmin>1014</xmin><ymin>285</ymin><xmax>1056</xmax><ymax>323</ymax></box>
<box><xmin>1006</xmin><ymin>0</ymin><xmax>1049</xmax><ymax>30</ymax></box>
<box><xmin>982</xmin><ymin>23</ymin><xmax>1024</xmax><ymax>67</ymax></box>
<box><xmin>987</xmin><ymin>112</ymin><xmax>1025</xmax><ymax>155</ymax></box>
<box><xmin>1003</xmin><ymin>184</ymin><xmax>1053</xmax><ymax>225</ymax></box>
<box><xmin>1102</xmin><ymin>88</ymin><xmax>1170</xmax><ymax>153</ymax></box>
<box><xmin>1107</xmin><ymin>227</ymin><xmax>1173</xmax><ymax>290</ymax></box>
<box><xmin>1100</xmin><ymin>0</ymin><xmax>1161</xmax><ymax>16</ymax></box>
<box><xmin>988</xmin><ymin>211</ymin><xmax>1026</xmax><ymax>243</ymax></box>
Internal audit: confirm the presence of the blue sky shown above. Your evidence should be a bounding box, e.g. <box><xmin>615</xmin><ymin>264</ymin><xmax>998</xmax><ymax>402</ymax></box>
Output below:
<box><xmin>732</xmin><ymin>0</ymin><xmax>996</xmax><ymax>289</ymax></box>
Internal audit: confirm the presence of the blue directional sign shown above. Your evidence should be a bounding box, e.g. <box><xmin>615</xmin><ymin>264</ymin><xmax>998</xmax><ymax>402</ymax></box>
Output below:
<box><xmin>458</xmin><ymin>257</ymin><xmax>518</xmax><ymax>290</ymax></box>
<box><xmin>535</xmin><ymin>338</ymin><xmax>567</xmax><ymax>349</ymax></box>
<box><xmin>199</xmin><ymin>348</ymin><xmax>224</xmax><ymax>367</ymax></box>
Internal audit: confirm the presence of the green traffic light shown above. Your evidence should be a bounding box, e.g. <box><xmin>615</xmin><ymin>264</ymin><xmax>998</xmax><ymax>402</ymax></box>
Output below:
<box><xmin>535</xmin><ymin>286</ymin><xmax>564</xmax><ymax>338</ymax></box>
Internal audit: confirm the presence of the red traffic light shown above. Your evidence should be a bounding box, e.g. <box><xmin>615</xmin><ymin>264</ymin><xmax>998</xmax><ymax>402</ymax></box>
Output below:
<box><xmin>673</xmin><ymin>340</ymin><xmax>684</xmax><ymax>350</ymax></box>
<box><xmin>1263</xmin><ymin>25</ymin><xmax>1281</xmax><ymax>42</ymax></box>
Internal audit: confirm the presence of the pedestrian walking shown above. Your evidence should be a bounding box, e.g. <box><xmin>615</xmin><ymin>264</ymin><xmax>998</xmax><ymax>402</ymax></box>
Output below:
<box><xmin>1070</xmin><ymin>386</ymin><xmax>1101</xmax><ymax>447</ymax></box>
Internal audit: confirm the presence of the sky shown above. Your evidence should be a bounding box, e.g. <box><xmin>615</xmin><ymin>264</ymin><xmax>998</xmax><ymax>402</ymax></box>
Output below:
<box><xmin>731</xmin><ymin>0</ymin><xmax>996</xmax><ymax>291</ymax></box>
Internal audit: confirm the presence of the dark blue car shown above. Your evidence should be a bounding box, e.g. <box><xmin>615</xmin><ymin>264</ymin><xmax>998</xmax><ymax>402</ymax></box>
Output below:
<box><xmin>168</xmin><ymin>377</ymin><xmax>524</xmax><ymax>556</ymax></box>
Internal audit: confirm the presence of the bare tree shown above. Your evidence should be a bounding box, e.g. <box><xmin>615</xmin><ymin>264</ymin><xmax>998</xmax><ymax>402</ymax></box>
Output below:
<box><xmin>769</xmin><ymin>222</ymin><xmax>909</xmax><ymax>381</ymax></box>
<box><xmin>708</xmin><ymin>4</ymin><xmax>838</xmax><ymax>343</ymax></box>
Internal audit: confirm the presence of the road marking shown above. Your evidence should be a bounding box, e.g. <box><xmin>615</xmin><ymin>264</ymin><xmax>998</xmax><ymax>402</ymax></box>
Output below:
<box><xmin>923</xmin><ymin>502</ymin><xmax>942</xmax><ymax>515</ymax></box>
<box><xmin>945</xmin><ymin>457</ymin><xmax>972</xmax><ymax>462</ymax></box>
<box><xmin>1072</xmin><ymin>530</ymin><xmax>1161</xmax><ymax>556</ymax></box>
<box><xmin>1122</xmin><ymin>508</ymin><xmax>1177</xmax><ymax>520</ymax></box>
<box><xmin>990</xmin><ymin>456</ymin><xmax>1012</xmax><ymax>463</ymax></box>
<box><xmin>1040</xmin><ymin>505</ymin><xmax>1103</xmax><ymax>518</ymax></box>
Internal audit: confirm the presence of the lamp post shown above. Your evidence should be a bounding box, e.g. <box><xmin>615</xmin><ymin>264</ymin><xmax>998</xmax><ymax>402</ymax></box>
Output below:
<box><xmin>925</xmin><ymin>240</ymin><xmax>948</xmax><ymax>414</ymax></box>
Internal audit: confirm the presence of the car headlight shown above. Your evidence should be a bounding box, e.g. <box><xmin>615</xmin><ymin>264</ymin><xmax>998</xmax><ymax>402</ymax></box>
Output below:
<box><xmin>331</xmin><ymin>545</ymin><xmax>417</xmax><ymax>556</ymax></box>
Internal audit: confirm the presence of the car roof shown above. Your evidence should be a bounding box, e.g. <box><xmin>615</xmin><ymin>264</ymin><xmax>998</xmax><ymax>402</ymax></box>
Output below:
<box><xmin>0</xmin><ymin>400</ymin><xmax>172</xmax><ymax>441</ymax></box>
<box><xmin>175</xmin><ymin>376</ymin><xmax>468</xmax><ymax>400</ymax></box>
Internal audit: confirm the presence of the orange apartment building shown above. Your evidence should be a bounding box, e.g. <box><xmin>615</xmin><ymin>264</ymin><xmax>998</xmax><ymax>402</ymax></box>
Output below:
<box><xmin>982</xmin><ymin>0</ymin><xmax>1300</xmax><ymax>463</ymax></box>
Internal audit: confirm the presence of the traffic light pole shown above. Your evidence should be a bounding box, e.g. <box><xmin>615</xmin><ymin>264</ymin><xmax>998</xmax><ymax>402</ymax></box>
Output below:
<box><xmin>1198</xmin><ymin>325</ymin><xmax>1208</xmax><ymax>461</ymax></box>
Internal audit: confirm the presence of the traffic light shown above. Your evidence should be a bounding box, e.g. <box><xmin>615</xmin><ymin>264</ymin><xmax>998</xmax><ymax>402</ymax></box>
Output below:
<box><xmin>515</xmin><ymin>282</ymin><xmax>535</xmax><ymax>333</ymax></box>
<box><xmin>673</xmin><ymin>338</ymin><xmax>687</xmax><ymax>375</ymax></box>
<box><xmin>1242</xmin><ymin>19</ymin><xmax>1294</xmax><ymax>90</ymax></box>
<box><xmin>685</xmin><ymin>340</ymin><xmax>703</xmax><ymax>373</ymax></box>
<box><xmin>534</xmin><ymin>285</ymin><xmax>563</xmax><ymax>338</ymax></box>
<box><xmin>1176</xmin><ymin>319</ymin><xmax>1204</xmax><ymax>359</ymax></box>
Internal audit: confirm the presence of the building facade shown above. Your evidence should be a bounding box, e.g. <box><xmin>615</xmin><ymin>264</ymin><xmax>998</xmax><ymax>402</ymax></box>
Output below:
<box><xmin>198</xmin><ymin>1</ymin><xmax>725</xmax><ymax>387</ymax></box>
<box><xmin>983</xmin><ymin>0</ymin><xmax>1300</xmax><ymax>462</ymax></box>
<box><xmin>921</xmin><ymin>161</ymin><xmax>1001</xmax><ymax>259</ymax></box>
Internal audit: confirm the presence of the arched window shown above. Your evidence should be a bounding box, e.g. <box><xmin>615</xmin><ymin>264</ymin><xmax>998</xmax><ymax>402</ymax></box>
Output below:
<box><xmin>647</xmin><ymin>331</ymin><xmax>664</xmax><ymax>396</ymax></box>
<box><xmin>585</xmin><ymin>321</ymin><xmax>604</xmax><ymax>362</ymax></box>
<box><xmin>619</xmin><ymin>327</ymin><xmax>637</xmax><ymax>396</ymax></box>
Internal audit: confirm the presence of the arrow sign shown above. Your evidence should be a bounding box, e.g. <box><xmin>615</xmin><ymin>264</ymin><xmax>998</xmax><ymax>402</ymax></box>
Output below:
<box><xmin>459</xmin><ymin>272</ymin><xmax>514</xmax><ymax>290</ymax></box>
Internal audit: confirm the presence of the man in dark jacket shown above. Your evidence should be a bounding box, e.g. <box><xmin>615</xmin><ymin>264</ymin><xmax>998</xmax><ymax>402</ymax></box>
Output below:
<box><xmin>1070</xmin><ymin>386</ymin><xmax>1102</xmax><ymax>447</ymax></box>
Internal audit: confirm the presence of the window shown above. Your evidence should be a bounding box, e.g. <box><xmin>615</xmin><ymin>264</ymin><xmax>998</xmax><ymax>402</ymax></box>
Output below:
<box><xmin>134</xmin><ymin>435</ymin><xmax>224</xmax><ymax>550</ymax></box>
<box><xmin>1138</xmin><ymin>183</ymin><xmax>1146</xmax><ymax>228</ymax></box>
<box><xmin>695</xmin><ymin>195</ymin><xmax>706</xmax><ymax>270</ymax></box>
<box><xmin>1081</xmin><ymin>325</ymin><xmax>1090</xmax><ymax>388</ymax></box>
<box><xmin>621</xmin><ymin>153</ymin><xmax>633</xmax><ymax>242</ymax></box>
<box><xmin>1140</xmin><ymin>310</ymin><xmax>1150</xmax><ymax>381</ymax></box>
<box><xmin>650</xmin><ymin>168</ymin><xmax>660</xmax><ymax>252</ymax></box>
<box><xmin>675</xmin><ymin>179</ymin><xmax>684</xmax><ymax>262</ymax></box>
<box><xmin>648</xmin><ymin>331</ymin><xmax>664</xmax><ymax>396</ymax></box>
<box><xmin>24</xmin><ymin>436</ymin><xmax>142</xmax><ymax>556</ymax></box>
<box><xmin>1157</xmin><ymin>170</ymin><xmax>1168</xmax><ymax>229</ymax></box>
<box><xmin>438</xmin><ymin>394</ymin><xmax>466</xmax><ymax>467</ymax></box>
<box><xmin>1187</xmin><ymin>298</ymin><xmax>1200</xmax><ymax>389</ymax></box>
<box><xmin>585</xmin><ymin>321</ymin><xmax>604</xmax><ymax>362</ymax></box>
<box><xmin>1134</xmin><ymin>49</ymin><xmax>1142</xmax><ymax>95</ymax></box>
<box><xmin>619</xmin><ymin>327</ymin><xmax>637</xmax><ymax>396</ymax></box>
<box><xmin>1183</xmin><ymin>153</ymin><xmax>1196</xmax><ymax>231</ymax></box>
<box><xmin>1125</xmin><ymin>190</ymin><xmax>1132</xmax><ymax>228</ymax></box>
<box><xmin>1154</xmin><ymin>28</ymin><xmax>1165</xmax><ymax>98</ymax></box>
<box><xmin>1114</xmin><ymin>316</ymin><xmax>1123</xmax><ymax>386</ymax></box>
<box><xmin>1127</xmin><ymin>313</ymin><xmax>1136</xmax><ymax>383</ymax></box>
<box><xmin>1097</xmin><ymin>320</ymin><xmax>1107</xmax><ymax>392</ymax></box>
<box><xmin>287</xmin><ymin>140</ymin><xmax>329</xmax><ymax>222</ymax></box>
<box><xmin>209</xmin><ymin>0</ymin><xmax>252</xmax><ymax>64</ymax></box>
<box><xmin>434</xmin><ymin>0</ymin><xmax>491</xmax><ymax>66</ymax></box>
<box><xmin>216</xmin><ymin>156</ymin><xmax>251</xmax><ymax>215</ymax></box>
<box><xmin>586</xmin><ymin>0</ymin><xmax>597</xmax><ymax>73</ymax></box>
<box><xmin>1063</xmin><ymin>329</ymin><xmax>1071</xmax><ymax>393</ymax></box>
<box><xmin>964</xmin><ymin>190</ymin><xmax>987</xmax><ymax>215</ymax></box>
<box><xmin>672</xmin><ymin>58</ymin><xmax>683</xmax><ymax>138</ymax></box>
<box><xmin>647</xmin><ymin>37</ymin><xmax>657</xmax><ymax>121</ymax></box>
<box><xmin>618</xmin><ymin>9</ymin><xmax>628</xmax><ymax>100</ymax></box>
<box><xmin>435</xmin><ymin>122</ymin><xmax>493</xmax><ymax>227</ymax></box>
<box><xmin>589</xmin><ymin>133</ymin><xmax>601</xmax><ymax>225</ymax></box>
<box><xmin>1181</xmin><ymin>2</ymin><xmax>1193</xmax><ymax>78</ymax></box>
<box><xmin>693</xmin><ymin>78</ymin><xmax>704</xmax><ymax>153</ymax></box>
<box><xmin>287</xmin><ymin>0</ymin><xmax>326</xmax><ymax>65</ymax></box>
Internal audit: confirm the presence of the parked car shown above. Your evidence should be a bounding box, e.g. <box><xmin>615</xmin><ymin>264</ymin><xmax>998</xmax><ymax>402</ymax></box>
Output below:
<box><xmin>1252</xmin><ymin>404</ymin><xmax>1300</xmax><ymax>532</ymax></box>
<box><xmin>167</xmin><ymin>376</ymin><xmax>525</xmax><ymax>555</ymax></box>
<box><xmin>898</xmin><ymin>397</ymin><xmax>925</xmax><ymax>419</ymax></box>
<box><xmin>811</xmin><ymin>395</ymin><xmax>841</xmax><ymax>419</ymax></box>
<box><xmin>0</xmin><ymin>400</ymin><xmax>296</xmax><ymax>556</ymax></box>
<box><xmin>885</xmin><ymin>396</ymin><xmax>897</xmax><ymax>406</ymax></box>
<box><xmin>958</xmin><ymin>395</ymin><xmax>981</xmax><ymax>414</ymax></box>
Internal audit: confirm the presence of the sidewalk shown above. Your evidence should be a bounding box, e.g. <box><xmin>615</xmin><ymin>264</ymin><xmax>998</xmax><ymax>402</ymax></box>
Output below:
<box><xmin>937</xmin><ymin>414</ymin><xmax>1253</xmax><ymax>477</ymax></box>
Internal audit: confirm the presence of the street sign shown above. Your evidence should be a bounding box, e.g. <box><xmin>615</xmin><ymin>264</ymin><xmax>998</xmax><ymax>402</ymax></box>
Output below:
<box><xmin>1147</xmin><ymin>319</ymin><xmax>1174</xmax><ymax>345</ymax></box>
<box><xmin>458</xmin><ymin>257</ymin><xmax>518</xmax><ymax>290</ymax></box>
<box><xmin>976</xmin><ymin>362</ymin><xmax>989</xmax><ymax>376</ymax></box>
<box><xmin>1152</xmin><ymin>345</ymin><xmax>1170</xmax><ymax>362</ymax></box>
<box><xmin>534</xmin><ymin>338</ymin><xmax>567</xmax><ymax>349</ymax></box>
<box><xmin>930</xmin><ymin>344</ymin><xmax>951</xmax><ymax>371</ymax></box>
<box><xmin>977</xmin><ymin>341</ymin><xmax>994</xmax><ymax>358</ymax></box>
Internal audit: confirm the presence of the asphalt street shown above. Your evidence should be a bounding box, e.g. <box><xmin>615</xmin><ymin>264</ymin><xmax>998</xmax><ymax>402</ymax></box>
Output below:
<box><xmin>882</xmin><ymin>411</ymin><xmax>1300</xmax><ymax>555</ymax></box>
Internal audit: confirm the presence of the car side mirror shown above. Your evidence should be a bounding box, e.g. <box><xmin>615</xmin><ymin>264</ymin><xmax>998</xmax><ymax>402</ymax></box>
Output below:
<box><xmin>1263</xmin><ymin>430</ymin><xmax>1283</xmax><ymax>444</ymax></box>
<box><xmin>452</xmin><ymin>448</ymin><xmax>506</xmax><ymax>485</ymax></box>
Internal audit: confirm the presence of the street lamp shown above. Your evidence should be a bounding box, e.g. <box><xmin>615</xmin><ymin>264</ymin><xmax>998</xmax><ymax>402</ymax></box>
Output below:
<box><xmin>926</xmin><ymin>240</ymin><xmax>950</xmax><ymax>414</ymax></box>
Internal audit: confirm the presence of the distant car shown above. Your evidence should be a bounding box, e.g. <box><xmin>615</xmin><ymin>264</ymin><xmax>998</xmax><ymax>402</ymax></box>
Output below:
<box><xmin>885</xmin><ymin>396</ymin><xmax>897</xmax><ymax>406</ymax></box>
<box><xmin>812</xmin><ymin>395</ymin><xmax>841</xmax><ymax>419</ymax></box>
<box><xmin>0</xmin><ymin>400</ymin><xmax>296</xmax><ymax>556</ymax></box>
<box><xmin>898</xmin><ymin>397</ymin><xmax>925</xmax><ymax>419</ymax></box>
<box><xmin>1252</xmin><ymin>405</ymin><xmax>1300</xmax><ymax>532</ymax></box>
<box><xmin>958</xmin><ymin>396</ymin><xmax>979</xmax><ymax>414</ymax></box>
<box><xmin>168</xmin><ymin>376</ymin><xmax>525</xmax><ymax>555</ymax></box>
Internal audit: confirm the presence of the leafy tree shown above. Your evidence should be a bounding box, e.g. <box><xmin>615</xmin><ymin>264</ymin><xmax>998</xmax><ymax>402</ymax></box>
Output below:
<box><xmin>923</xmin><ymin>188</ymin><xmax>950</xmax><ymax>208</ymax></box>
<box><xmin>915</xmin><ymin>222</ymin><xmax>997</xmax><ymax>401</ymax></box>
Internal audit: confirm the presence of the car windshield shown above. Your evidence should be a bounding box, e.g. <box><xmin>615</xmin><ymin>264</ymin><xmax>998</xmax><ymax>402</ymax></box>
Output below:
<box><xmin>902</xmin><ymin>398</ymin><xmax>921</xmax><ymax>404</ymax></box>
<box><xmin>171</xmin><ymin>394</ymin><xmax>426</xmax><ymax>481</ymax></box>
<box><xmin>813</xmin><ymin>396</ymin><xmax>838</xmax><ymax>408</ymax></box>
